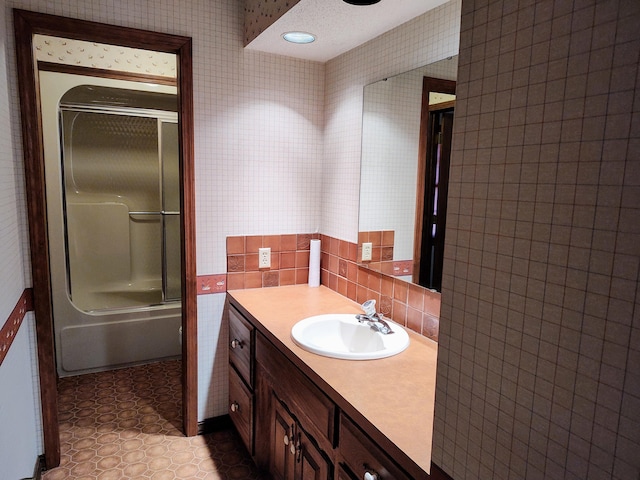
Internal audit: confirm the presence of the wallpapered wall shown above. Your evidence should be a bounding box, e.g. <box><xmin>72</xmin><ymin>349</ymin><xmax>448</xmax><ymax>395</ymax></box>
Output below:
<box><xmin>33</xmin><ymin>34</ymin><xmax>177</xmax><ymax>77</ymax></box>
<box><xmin>0</xmin><ymin>1</ymin><xmax>41</xmax><ymax>477</ymax></box>
<box><xmin>3</xmin><ymin>0</ymin><xmax>461</xmax><ymax>429</ymax></box>
<box><xmin>433</xmin><ymin>1</ymin><xmax>640</xmax><ymax>479</ymax></box>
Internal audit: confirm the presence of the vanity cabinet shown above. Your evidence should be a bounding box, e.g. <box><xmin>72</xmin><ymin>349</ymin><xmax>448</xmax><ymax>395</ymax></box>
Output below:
<box><xmin>227</xmin><ymin>298</ymin><xmax>428</xmax><ymax>480</ymax></box>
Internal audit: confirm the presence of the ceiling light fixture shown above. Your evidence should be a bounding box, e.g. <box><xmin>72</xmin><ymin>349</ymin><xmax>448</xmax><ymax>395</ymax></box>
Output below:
<box><xmin>343</xmin><ymin>0</ymin><xmax>382</xmax><ymax>5</ymax></box>
<box><xmin>282</xmin><ymin>31</ymin><xmax>316</xmax><ymax>44</ymax></box>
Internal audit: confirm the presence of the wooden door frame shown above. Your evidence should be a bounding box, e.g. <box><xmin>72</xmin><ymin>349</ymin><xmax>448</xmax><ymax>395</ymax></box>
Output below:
<box><xmin>13</xmin><ymin>9</ymin><xmax>198</xmax><ymax>468</ymax></box>
<box><xmin>413</xmin><ymin>76</ymin><xmax>456</xmax><ymax>285</ymax></box>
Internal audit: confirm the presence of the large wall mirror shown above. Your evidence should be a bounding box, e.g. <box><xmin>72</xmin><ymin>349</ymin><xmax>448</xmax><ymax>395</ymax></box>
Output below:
<box><xmin>358</xmin><ymin>55</ymin><xmax>457</xmax><ymax>291</ymax></box>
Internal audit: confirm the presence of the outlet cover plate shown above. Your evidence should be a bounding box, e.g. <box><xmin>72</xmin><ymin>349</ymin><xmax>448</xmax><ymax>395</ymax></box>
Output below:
<box><xmin>259</xmin><ymin>247</ymin><xmax>271</xmax><ymax>268</ymax></box>
<box><xmin>362</xmin><ymin>242</ymin><xmax>373</xmax><ymax>261</ymax></box>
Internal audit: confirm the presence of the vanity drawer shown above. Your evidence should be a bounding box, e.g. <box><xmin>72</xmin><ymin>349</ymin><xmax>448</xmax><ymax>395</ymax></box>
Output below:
<box><xmin>229</xmin><ymin>365</ymin><xmax>253</xmax><ymax>455</ymax></box>
<box><xmin>229</xmin><ymin>306</ymin><xmax>254</xmax><ymax>387</ymax></box>
<box><xmin>339</xmin><ymin>414</ymin><xmax>412</xmax><ymax>480</ymax></box>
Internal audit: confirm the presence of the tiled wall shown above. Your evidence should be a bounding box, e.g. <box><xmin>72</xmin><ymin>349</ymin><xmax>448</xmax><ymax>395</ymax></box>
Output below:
<box><xmin>225</xmin><ymin>233</ymin><xmax>320</xmax><ymax>289</ymax></box>
<box><xmin>432</xmin><ymin>1</ymin><xmax>640</xmax><ymax>479</ymax></box>
<box><xmin>321</xmin><ymin>234</ymin><xmax>442</xmax><ymax>341</ymax></box>
<box><xmin>223</xmin><ymin>233</ymin><xmax>441</xmax><ymax>342</ymax></box>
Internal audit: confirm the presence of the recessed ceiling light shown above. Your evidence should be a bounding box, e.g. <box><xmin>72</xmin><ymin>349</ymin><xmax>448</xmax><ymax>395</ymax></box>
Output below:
<box><xmin>343</xmin><ymin>0</ymin><xmax>382</xmax><ymax>5</ymax></box>
<box><xmin>282</xmin><ymin>32</ymin><xmax>316</xmax><ymax>44</ymax></box>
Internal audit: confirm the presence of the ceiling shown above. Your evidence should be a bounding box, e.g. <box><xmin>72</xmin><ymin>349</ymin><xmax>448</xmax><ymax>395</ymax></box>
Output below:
<box><xmin>244</xmin><ymin>0</ymin><xmax>451</xmax><ymax>63</ymax></box>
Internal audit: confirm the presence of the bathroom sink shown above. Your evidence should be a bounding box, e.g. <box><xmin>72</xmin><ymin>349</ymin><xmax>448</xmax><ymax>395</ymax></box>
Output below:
<box><xmin>290</xmin><ymin>313</ymin><xmax>410</xmax><ymax>360</ymax></box>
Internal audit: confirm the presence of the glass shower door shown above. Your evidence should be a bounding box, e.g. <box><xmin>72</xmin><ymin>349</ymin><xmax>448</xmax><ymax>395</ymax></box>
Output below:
<box><xmin>60</xmin><ymin>106</ymin><xmax>180</xmax><ymax>311</ymax></box>
<box><xmin>161</xmin><ymin>121</ymin><xmax>181</xmax><ymax>302</ymax></box>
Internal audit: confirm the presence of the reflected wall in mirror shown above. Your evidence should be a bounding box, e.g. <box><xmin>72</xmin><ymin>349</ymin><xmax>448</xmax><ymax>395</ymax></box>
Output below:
<box><xmin>358</xmin><ymin>55</ymin><xmax>457</xmax><ymax>290</ymax></box>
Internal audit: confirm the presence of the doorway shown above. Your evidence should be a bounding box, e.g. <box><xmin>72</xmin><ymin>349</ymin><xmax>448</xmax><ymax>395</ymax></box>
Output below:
<box><xmin>13</xmin><ymin>9</ymin><xmax>197</xmax><ymax>468</ymax></box>
<box><xmin>413</xmin><ymin>76</ymin><xmax>456</xmax><ymax>289</ymax></box>
<box><xmin>419</xmin><ymin>107</ymin><xmax>454</xmax><ymax>290</ymax></box>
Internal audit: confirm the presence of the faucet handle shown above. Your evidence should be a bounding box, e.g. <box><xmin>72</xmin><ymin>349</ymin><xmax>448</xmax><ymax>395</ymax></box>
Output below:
<box><xmin>361</xmin><ymin>299</ymin><xmax>377</xmax><ymax>317</ymax></box>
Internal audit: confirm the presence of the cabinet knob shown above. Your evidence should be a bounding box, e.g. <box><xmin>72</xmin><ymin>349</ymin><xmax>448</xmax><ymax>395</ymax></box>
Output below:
<box><xmin>230</xmin><ymin>401</ymin><xmax>240</xmax><ymax>412</ymax></box>
<box><xmin>363</xmin><ymin>469</ymin><xmax>380</xmax><ymax>480</ymax></box>
<box><xmin>230</xmin><ymin>339</ymin><xmax>243</xmax><ymax>349</ymax></box>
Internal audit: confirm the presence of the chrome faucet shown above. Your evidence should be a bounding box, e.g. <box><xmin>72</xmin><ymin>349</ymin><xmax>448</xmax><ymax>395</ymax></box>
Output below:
<box><xmin>356</xmin><ymin>299</ymin><xmax>394</xmax><ymax>335</ymax></box>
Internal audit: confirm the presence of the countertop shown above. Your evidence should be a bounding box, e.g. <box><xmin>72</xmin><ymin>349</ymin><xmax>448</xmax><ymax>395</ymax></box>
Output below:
<box><xmin>227</xmin><ymin>284</ymin><xmax>438</xmax><ymax>476</ymax></box>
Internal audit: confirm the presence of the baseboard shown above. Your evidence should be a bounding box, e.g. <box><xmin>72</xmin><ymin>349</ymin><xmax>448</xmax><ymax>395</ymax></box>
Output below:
<box><xmin>197</xmin><ymin>414</ymin><xmax>233</xmax><ymax>435</ymax></box>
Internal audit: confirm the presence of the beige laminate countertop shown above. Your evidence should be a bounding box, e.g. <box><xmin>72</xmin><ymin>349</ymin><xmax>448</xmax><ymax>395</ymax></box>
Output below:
<box><xmin>227</xmin><ymin>284</ymin><xmax>438</xmax><ymax>476</ymax></box>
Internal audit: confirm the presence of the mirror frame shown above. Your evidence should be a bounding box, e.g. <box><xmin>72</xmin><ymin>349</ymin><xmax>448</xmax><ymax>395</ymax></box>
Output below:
<box><xmin>13</xmin><ymin>9</ymin><xmax>197</xmax><ymax>467</ymax></box>
<box><xmin>414</xmin><ymin>76</ymin><xmax>456</xmax><ymax>286</ymax></box>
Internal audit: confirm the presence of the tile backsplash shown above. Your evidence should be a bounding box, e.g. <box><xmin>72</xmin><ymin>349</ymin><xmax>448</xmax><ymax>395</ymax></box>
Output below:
<box><xmin>222</xmin><ymin>232</ymin><xmax>441</xmax><ymax>342</ymax></box>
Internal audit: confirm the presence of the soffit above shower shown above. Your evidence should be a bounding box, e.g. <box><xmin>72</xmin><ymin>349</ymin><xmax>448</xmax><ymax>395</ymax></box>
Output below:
<box><xmin>244</xmin><ymin>0</ymin><xmax>451</xmax><ymax>62</ymax></box>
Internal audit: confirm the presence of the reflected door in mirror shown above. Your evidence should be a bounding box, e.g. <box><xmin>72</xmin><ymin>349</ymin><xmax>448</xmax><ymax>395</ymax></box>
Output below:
<box><xmin>419</xmin><ymin>107</ymin><xmax>453</xmax><ymax>290</ymax></box>
<box><xmin>413</xmin><ymin>77</ymin><xmax>456</xmax><ymax>290</ymax></box>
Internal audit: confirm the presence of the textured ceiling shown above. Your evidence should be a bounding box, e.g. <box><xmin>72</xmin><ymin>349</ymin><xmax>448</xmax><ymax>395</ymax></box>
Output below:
<box><xmin>244</xmin><ymin>0</ymin><xmax>450</xmax><ymax>62</ymax></box>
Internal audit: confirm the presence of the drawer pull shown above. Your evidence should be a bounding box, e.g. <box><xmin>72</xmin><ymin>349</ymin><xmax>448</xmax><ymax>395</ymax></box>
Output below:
<box><xmin>289</xmin><ymin>424</ymin><xmax>296</xmax><ymax>454</ymax></box>
<box><xmin>284</xmin><ymin>423</ymin><xmax>294</xmax><ymax>447</ymax></box>
<box><xmin>363</xmin><ymin>468</ymin><xmax>380</xmax><ymax>480</ymax></box>
<box><xmin>295</xmin><ymin>433</ymin><xmax>302</xmax><ymax>463</ymax></box>
<box><xmin>230</xmin><ymin>401</ymin><xmax>240</xmax><ymax>412</ymax></box>
<box><xmin>230</xmin><ymin>338</ymin><xmax>244</xmax><ymax>349</ymax></box>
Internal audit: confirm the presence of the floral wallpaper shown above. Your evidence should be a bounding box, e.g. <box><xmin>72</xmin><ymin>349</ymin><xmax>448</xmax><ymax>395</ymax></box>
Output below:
<box><xmin>33</xmin><ymin>34</ymin><xmax>176</xmax><ymax>78</ymax></box>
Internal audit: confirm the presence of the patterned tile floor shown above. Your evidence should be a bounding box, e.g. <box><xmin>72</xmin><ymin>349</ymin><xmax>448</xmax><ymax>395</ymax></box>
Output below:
<box><xmin>42</xmin><ymin>360</ymin><xmax>267</xmax><ymax>480</ymax></box>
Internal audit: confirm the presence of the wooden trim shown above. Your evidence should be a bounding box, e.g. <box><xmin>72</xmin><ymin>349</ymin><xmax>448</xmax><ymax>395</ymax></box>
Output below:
<box><xmin>13</xmin><ymin>9</ymin><xmax>198</xmax><ymax>467</ymax></box>
<box><xmin>37</xmin><ymin>61</ymin><xmax>177</xmax><ymax>86</ymax></box>
<box><xmin>0</xmin><ymin>289</ymin><xmax>34</xmax><ymax>366</ymax></box>
<box><xmin>413</xmin><ymin>77</ymin><xmax>456</xmax><ymax>285</ymax></box>
<box><xmin>177</xmin><ymin>35</ymin><xmax>198</xmax><ymax>438</ymax></box>
<box><xmin>13</xmin><ymin>10</ymin><xmax>60</xmax><ymax>469</ymax></box>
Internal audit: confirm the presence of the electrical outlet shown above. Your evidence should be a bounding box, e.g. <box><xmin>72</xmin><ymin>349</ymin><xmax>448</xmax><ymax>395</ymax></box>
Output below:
<box><xmin>258</xmin><ymin>247</ymin><xmax>271</xmax><ymax>268</ymax></box>
<box><xmin>362</xmin><ymin>242</ymin><xmax>373</xmax><ymax>261</ymax></box>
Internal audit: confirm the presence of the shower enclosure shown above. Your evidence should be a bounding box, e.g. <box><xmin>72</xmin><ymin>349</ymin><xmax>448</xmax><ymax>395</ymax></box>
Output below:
<box><xmin>40</xmin><ymin>71</ymin><xmax>182</xmax><ymax>376</ymax></box>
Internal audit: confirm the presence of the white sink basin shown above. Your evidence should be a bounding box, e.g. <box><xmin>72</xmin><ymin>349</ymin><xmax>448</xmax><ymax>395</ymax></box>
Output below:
<box><xmin>291</xmin><ymin>314</ymin><xmax>410</xmax><ymax>360</ymax></box>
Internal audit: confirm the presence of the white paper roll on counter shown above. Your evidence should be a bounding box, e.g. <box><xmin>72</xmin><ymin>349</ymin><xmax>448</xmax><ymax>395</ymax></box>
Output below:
<box><xmin>308</xmin><ymin>239</ymin><xmax>321</xmax><ymax>287</ymax></box>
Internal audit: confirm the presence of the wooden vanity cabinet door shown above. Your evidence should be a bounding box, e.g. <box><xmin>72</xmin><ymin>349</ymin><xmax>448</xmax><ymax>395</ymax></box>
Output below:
<box><xmin>298</xmin><ymin>428</ymin><xmax>331</xmax><ymax>480</ymax></box>
<box><xmin>271</xmin><ymin>396</ymin><xmax>297</xmax><ymax>480</ymax></box>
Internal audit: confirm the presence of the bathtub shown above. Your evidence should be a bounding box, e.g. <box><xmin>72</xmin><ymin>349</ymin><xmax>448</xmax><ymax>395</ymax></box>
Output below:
<box><xmin>58</xmin><ymin>299</ymin><xmax>182</xmax><ymax>375</ymax></box>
